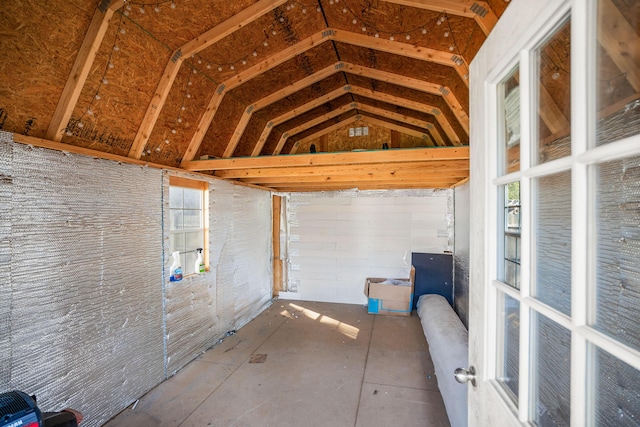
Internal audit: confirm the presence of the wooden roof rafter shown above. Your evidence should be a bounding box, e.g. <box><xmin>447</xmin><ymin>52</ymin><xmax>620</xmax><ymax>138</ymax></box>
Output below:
<box><xmin>46</xmin><ymin>0</ymin><xmax>126</xmax><ymax>141</ymax></box>
<box><xmin>181</xmin><ymin>28</ymin><xmax>469</xmax><ymax>165</ymax></box>
<box><xmin>380</xmin><ymin>0</ymin><xmax>497</xmax><ymax>35</ymax></box>
<box><xmin>127</xmin><ymin>0</ymin><xmax>289</xmax><ymax>159</ymax></box>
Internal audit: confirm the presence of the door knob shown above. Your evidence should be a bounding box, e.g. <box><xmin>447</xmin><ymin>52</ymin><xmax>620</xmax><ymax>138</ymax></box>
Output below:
<box><xmin>454</xmin><ymin>366</ymin><xmax>477</xmax><ymax>387</ymax></box>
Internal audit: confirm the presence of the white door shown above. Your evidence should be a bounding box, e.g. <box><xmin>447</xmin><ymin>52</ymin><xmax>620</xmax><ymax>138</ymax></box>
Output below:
<box><xmin>468</xmin><ymin>0</ymin><xmax>640</xmax><ymax>426</ymax></box>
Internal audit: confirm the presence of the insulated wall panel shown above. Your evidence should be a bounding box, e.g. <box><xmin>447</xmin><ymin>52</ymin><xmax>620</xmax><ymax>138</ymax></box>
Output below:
<box><xmin>7</xmin><ymin>141</ymin><xmax>165</xmax><ymax>427</ymax></box>
<box><xmin>0</xmin><ymin>132</ymin><xmax>13</xmax><ymax>388</ymax></box>
<box><xmin>165</xmin><ymin>177</ymin><xmax>272</xmax><ymax>374</ymax></box>
<box><xmin>286</xmin><ymin>189</ymin><xmax>452</xmax><ymax>305</ymax></box>
<box><xmin>454</xmin><ymin>182</ymin><xmax>470</xmax><ymax>328</ymax></box>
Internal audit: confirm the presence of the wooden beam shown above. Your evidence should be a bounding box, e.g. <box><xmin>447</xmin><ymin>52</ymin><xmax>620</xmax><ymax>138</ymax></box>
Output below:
<box><xmin>272</xmin><ymin>195</ymin><xmax>282</xmax><ymax>297</ymax></box>
<box><xmin>129</xmin><ymin>0</ymin><xmax>287</xmax><ymax>158</ymax></box>
<box><xmin>181</xmin><ymin>29</ymin><xmax>468</xmax><ymax>165</ymax></box>
<box><xmin>598</xmin><ymin>0</ymin><xmax>640</xmax><ymax>91</ymax></box>
<box><xmin>273</xmin><ymin>103</ymin><xmax>355</xmax><ymax>154</ymax></box>
<box><xmin>289</xmin><ymin>116</ymin><xmax>360</xmax><ymax>154</ymax></box>
<box><xmin>331</xmin><ymin>29</ymin><xmax>469</xmax><ymax>85</ymax></box>
<box><xmin>356</xmin><ymin>104</ymin><xmax>445</xmax><ymax>145</ymax></box>
<box><xmin>343</xmin><ymin>63</ymin><xmax>469</xmax><ymax>132</ymax></box>
<box><xmin>215</xmin><ymin>159</ymin><xmax>469</xmax><ymax>179</ymax></box>
<box><xmin>238</xmin><ymin>169</ymin><xmax>469</xmax><ymax>184</ymax></box>
<box><xmin>224</xmin><ymin>63</ymin><xmax>341</xmax><ymax>157</ymax></box>
<box><xmin>267</xmin><ymin>179</ymin><xmax>461</xmax><ymax>191</ymax></box>
<box><xmin>46</xmin><ymin>0</ymin><xmax>125</xmax><ymax>141</ymax></box>
<box><xmin>182</xmin><ymin>146</ymin><xmax>469</xmax><ymax>171</ymax></box>
<box><xmin>359</xmin><ymin>115</ymin><xmax>433</xmax><ymax>143</ymax></box>
<box><xmin>349</xmin><ymin>86</ymin><xmax>462</xmax><ymax>144</ymax></box>
<box><xmin>381</xmin><ymin>0</ymin><xmax>497</xmax><ymax>36</ymax></box>
<box><xmin>251</xmin><ymin>87</ymin><xmax>348</xmax><ymax>156</ymax></box>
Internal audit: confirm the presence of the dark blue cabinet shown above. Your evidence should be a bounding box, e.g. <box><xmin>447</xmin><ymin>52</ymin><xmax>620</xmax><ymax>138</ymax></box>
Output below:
<box><xmin>411</xmin><ymin>252</ymin><xmax>454</xmax><ymax>307</ymax></box>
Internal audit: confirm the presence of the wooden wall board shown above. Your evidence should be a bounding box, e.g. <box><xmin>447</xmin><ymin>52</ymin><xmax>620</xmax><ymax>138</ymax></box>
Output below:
<box><xmin>486</xmin><ymin>0</ymin><xmax>512</xmax><ymax>18</ymax></box>
<box><xmin>0</xmin><ymin>0</ymin><xmax>95</xmax><ymax>138</ymax></box>
<box><xmin>283</xmin><ymin>109</ymin><xmax>359</xmax><ymax>153</ymax></box>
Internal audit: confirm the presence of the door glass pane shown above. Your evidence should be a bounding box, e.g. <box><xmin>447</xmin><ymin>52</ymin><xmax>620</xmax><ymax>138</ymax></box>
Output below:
<box><xmin>596</xmin><ymin>0</ymin><xmax>640</xmax><ymax>146</ymax></box>
<box><xmin>501</xmin><ymin>182</ymin><xmax>521</xmax><ymax>288</ymax></box>
<box><xmin>593</xmin><ymin>346</ymin><xmax>640</xmax><ymax>426</ymax></box>
<box><xmin>594</xmin><ymin>155</ymin><xmax>640</xmax><ymax>352</ymax></box>
<box><xmin>497</xmin><ymin>292</ymin><xmax>520</xmax><ymax>404</ymax></box>
<box><xmin>533</xmin><ymin>171</ymin><xmax>572</xmax><ymax>315</ymax></box>
<box><xmin>535</xmin><ymin>17</ymin><xmax>572</xmax><ymax>165</ymax></box>
<box><xmin>500</xmin><ymin>68</ymin><xmax>521</xmax><ymax>175</ymax></box>
<box><xmin>534</xmin><ymin>312</ymin><xmax>571</xmax><ymax>427</ymax></box>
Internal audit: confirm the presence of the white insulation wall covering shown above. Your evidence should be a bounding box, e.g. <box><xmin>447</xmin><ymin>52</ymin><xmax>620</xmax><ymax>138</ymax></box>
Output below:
<box><xmin>164</xmin><ymin>175</ymin><xmax>273</xmax><ymax>374</ymax></box>
<box><xmin>453</xmin><ymin>182</ymin><xmax>470</xmax><ymax>328</ymax></box>
<box><xmin>2</xmin><ymin>136</ymin><xmax>165</xmax><ymax>426</ymax></box>
<box><xmin>1</xmin><ymin>133</ymin><xmax>274</xmax><ymax>426</ymax></box>
<box><xmin>285</xmin><ymin>189</ymin><xmax>453</xmax><ymax>304</ymax></box>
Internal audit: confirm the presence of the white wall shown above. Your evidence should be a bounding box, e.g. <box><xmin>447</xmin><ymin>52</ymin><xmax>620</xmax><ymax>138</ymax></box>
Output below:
<box><xmin>283</xmin><ymin>189</ymin><xmax>453</xmax><ymax>305</ymax></box>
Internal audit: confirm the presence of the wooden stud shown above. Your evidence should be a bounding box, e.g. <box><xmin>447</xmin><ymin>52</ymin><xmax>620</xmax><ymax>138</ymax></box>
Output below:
<box><xmin>272</xmin><ymin>195</ymin><xmax>282</xmax><ymax>297</ymax></box>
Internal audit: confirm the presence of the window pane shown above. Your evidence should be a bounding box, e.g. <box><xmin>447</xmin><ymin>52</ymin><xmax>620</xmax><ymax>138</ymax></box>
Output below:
<box><xmin>170</xmin><ymin>209</ymin><xmax>183</xmax><ymax>230</ymax></box>
<box><xmin>594</xmin><ymin>346</ymin><xmax>640</xmax><ymax>426</ymax></box>
<box><xmin>594</xmin><ymin>155</ymin><xmax>640</xmax><ymax>352</ymax></box>
<box><xmin>497</xmin><ymin>293</ymin><xmax>520</xmax><ymax>403</ymax></box>
<box><xmin>533</xmin><ymin>171</ymin><xmax>572</xmax><ymax>315</ymax></box>
<box><xmin>183</xmin><ymin>250</ymin><xmax>197</xmax><ymax>276</ymax></box>
<box><xmin>183</xmin><ymin>188</ymin><xmax>202</xmax><ymax>209</ymax></box>
<box><xmin>535</xmin><ymin>18</ymin><xmax>571</xmax><ymax>165</ymax></box>
<box><xmin>596</xmin><ymin>1</ymin><xmax>640</xmax><ymax>146</ymax></box>
<box><xmin>170</xmin><ymin>232</ymin><xmax>185</xmax><ymax>254</ymax></box>
<box><xmin>183</xmin><ymin>209</ymin><xmax>202</xmax><ymax>229</ymax></box>
<box><xmin>500</xmin><ymin>182</ymin><xmax>521</xmax><ymax>288</ymax></box>
<box><xmin>534</xmin><ymin>313</ymin><xmax>571</xmax><ymax>427</ymax></box>
<box><xmin>500</xmin><ymin>68</ymin><xmax>520</xmax><ymax>175</ymax></box>
<box><xmin>169</xmin><ymin>186</ymin><xmax>183</xmax><ymax>208</ymax></box>
<box><xmin>186</xmin><ymin>231</ymin><xmax>203</xmax><ymax>252</ymax></box>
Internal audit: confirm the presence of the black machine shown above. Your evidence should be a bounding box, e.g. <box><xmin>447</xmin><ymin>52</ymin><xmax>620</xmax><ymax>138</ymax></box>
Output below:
<box><xmin>0</xmin><ymin>391</ymin><xmax>79</xmax><ymax>427</ymax></box>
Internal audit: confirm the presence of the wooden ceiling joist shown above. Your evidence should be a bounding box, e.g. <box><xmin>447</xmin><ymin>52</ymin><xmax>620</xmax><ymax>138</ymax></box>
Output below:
<box><xmin>128</xmin><ymin>0</ymin><xmax>288</xmax><ymax>158</ymax></box>
<box><xmin>267</xmin><ymin>179</ymin><xmax>462</xmax><ymax>191</ymax></box>
<box><xmin>214</xmin><ymin>159</ymin><xmax>469</xmax><ymax>179</ymax></box>
<box><xmin>182</xmin><ymin>29</ymin><xmax>469</xmax><ymax>165</ymax></box>
<box><xmin>237</xmin><ymin>169</ymin><xmax>469</xmax><ymax>184</ymax></box>
<box><xmin>381</xmin><ymin>0</ymin><xmax>497</xmax><ymax>36</ymax></box>
<box><xmin>46</xmin><ymin>0</ymin><xmax>126</xmax><ymax>142</ymax></box>
<box><xmin>182</xmin><ymin>146</ymin><xmax>469</xmax><ymax>171</ymax></box>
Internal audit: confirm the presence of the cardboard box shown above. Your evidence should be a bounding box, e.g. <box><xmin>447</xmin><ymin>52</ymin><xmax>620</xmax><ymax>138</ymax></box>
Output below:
<box><xmin>364</xmin><ymin>267</ymin><xmax>415</xmax><ymax>316</ymax></box>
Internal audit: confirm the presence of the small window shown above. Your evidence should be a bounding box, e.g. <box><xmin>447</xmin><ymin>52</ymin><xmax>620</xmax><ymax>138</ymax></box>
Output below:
<box><xmin>169</xmin><ymin>176</ymin><xmax>208</xmax><ymax>277</ymax></box>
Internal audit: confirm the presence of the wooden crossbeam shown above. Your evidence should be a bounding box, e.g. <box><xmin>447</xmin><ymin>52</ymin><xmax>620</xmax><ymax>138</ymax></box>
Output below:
<box><xmin>237</xmin><ymin>168</ymin><xmax>469</xmax><ymax>184</ymax></box>
<box><xmin>181</xmin><ymin>29</ymin><xmax>466</xmax><ymax>165</ymax></box>
<box><xmin>128</xmin><ymin>0</ymin><xmax>287</xmax><ymax>158</ymax></box>
<box><xmin>381</xmin><ymin>0</ymin><xmax>497</xmax><ymax>36</ymax></box>
<box><xmin>46</xmin><ymin>0</ymin><xmax>125</xmax><ymax>141</ymax></box>
<box><xmin>214</xmin><ymin>159</ymin><xmax>469</xmax><ymax>179</ymax></box>
<box><xmin>266</xmin><ymin>179</ymin><xmax>462</xmax><ymax>191</ymax></box>
<box><xmin>182</xmin><ymin>146</ymin><xmax>469</xmax><ymax>171</ymax></box>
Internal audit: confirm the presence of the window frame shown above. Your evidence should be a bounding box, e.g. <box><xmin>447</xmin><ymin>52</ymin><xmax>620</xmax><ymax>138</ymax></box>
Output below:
<box><xmin>168</xmin><ymin>175</ymin><xmax>209</xmax><ymax>277</ymax></box>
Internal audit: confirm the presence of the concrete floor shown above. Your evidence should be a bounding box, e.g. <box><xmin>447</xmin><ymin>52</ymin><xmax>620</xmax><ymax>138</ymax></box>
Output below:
<box><xmin>105</xmin><ymin>300</ymin><xmax>450</xmax><ymax>427</ymax></box>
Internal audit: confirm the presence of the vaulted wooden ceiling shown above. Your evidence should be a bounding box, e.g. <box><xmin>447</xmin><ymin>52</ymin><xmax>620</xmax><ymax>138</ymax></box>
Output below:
<box><xmin>2</xmin><ymin>0</ymin><xmax>636</xmax><ymax>191</ymax></box>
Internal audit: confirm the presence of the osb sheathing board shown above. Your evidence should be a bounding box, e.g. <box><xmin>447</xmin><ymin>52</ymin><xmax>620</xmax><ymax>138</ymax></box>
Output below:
<box><xmin>283</xmin><ymin>109</ymin><xmax>359</xmax><ymax>152</ymax></box>
<box><xmin>0</xmin><ymin>0</ymin><xmax>96</xmax><ymax>138</ymax></box>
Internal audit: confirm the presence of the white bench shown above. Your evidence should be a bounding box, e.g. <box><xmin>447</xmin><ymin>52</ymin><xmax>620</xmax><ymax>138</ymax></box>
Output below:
<box><xmin>417</xmin><ymin>294</ymin><xmax>469</xmax><ymax>427</ymax></box>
